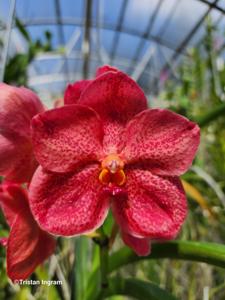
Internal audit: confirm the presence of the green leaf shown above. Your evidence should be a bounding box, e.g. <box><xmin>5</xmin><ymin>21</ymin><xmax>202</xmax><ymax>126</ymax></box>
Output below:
<box><xmin>35</xmin><ymin>266</ymin><xmax>60</xmax><ymax>300</ymax></box>
<box><xmin>75</xmin><ymin>236</ymin><xmax>90</xmax><ymax>300</ymax></box>
<box><xmin>13</xmin><ymin>287</ymin><xmax>31</xmax><ymax>300</ymax></box>
<box><xmin>102</xmin><ymin>211</ymin><xmax>114</xmax><ymax>236</ymax></box>
<box><xmin>109</xmin><ymin>241</ymin><xmax>225</xmax><ymax>273</ymax></box>
<box><xmin>15</xmin><ymin>18</ymin><xmax>31</xmax><ymax>42</ymax></box>
<box><xmin>195</xmin><ymin>102</ymin><xmax>225</xmax><ymax>127</ymax></box>
<box><xmin>86</xmin><ymin>244</ymin><xmax>101</xmax><ymax>300</ymax></box>
<box><xmin>95</xmin><ymin>277</ymin><xmax>178</xmax><ymax>300</ymax></box>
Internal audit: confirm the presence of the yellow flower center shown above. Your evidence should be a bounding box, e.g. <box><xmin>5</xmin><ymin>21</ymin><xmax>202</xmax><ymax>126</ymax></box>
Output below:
<box><xmin>99</xmin><ymin>154</ymin><xmax>126</xmax><ymax>186</ymax></box>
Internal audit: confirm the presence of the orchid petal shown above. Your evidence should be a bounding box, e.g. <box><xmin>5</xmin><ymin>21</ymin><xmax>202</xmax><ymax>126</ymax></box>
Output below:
<box><xmin>112</xmin><ymin>169</ymin><xmax>187</xmax><ymax>239</ymax></box>
<box><xmin>0</xmin><ymin>183</ymin><xmax>28</xmax><ymax>227</ymax></box>
<box><xmin>31</xmin><ymin>105</ymin><xmax>104</xmax><ymax>173</ymax></box>
<box><xmin>79</xmin><ymin>71</ymin><xmax>147</xmax><ymax>124</ymax></box>
<box><xmin>7</xmin><ymin>210</ymin><xmax>55</xmax><ymax>281</ymax></box>
<box><xmin>121</xmin><ymin>231</ymin><xmax>151</xmax><ymax>256</ymax></box>
<box><xmin>0</xmin><ymin>83</ymin><xmax>44</xmax><ymax>137</ymax></box>
<box><xmin>29</xmin><ymin>165</ymin><xmax>110</xmax><ymax>236</ymax></box>
<box><xmin>0</xmin><ymin>134</ymin><xmax>38</xmax><ymax>182</ymax></box>
<box><xmin>79</xmin><ymin>72</ymin><xmax>147</xmax><ymax>152</ymax></box>
<box><xmin>64</xmin><ymin>65</ymin><xmax>119</xmax><ymax>105</ymax></box>
<box><xmin>0</xmin><ymin>83</ymin><xmax>44</xmax><ymax>182</ymax></box>
<box><xmin>0</xmin><ymin>183</ymin><xmax>55</xmax><ymax>281</ymax></box>
<box><xmin>64</xmin><ymin>80</ymin><xmax>91</xmax><ymax>105</ymax></box>
<box><xmin>122</xmin><ymin>109</ymin><xmax>200</xmax><ymax>176</ymax></box>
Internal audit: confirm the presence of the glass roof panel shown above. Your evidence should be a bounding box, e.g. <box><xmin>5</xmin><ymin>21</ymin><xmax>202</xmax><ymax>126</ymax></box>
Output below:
<box><xmin>99</xmin><ymin>28</ymin><xmax>115</xmax><ymax>54</ymax></box>
<box><xmin>1</xmin><ymin>0</ymin><xmax>225</xmax><ymax>100</ymax></box>
<box><xmin>62</xmin><ymin>26</ymin><xmax>83</xmax><ymax>50</ymax></box>
<box><xmin>114</xmin><ymin>32</ymin><xmax>141</xmax><ymax>60</ymax></box>
<box><xmin>60</xmin><ymin>0</ymin><xmax>84</xmax><ymax>20</ymax></box>
<box><xmin>103</xmin><ymin>0</ymin><xmax>124</xmax><ymax>25</ymax></box>
<box><xmin>16</xmin><ymin>0</ymin><xmax>56</xmax><ymax>21</ymax></box>
<box><xmin>123</xmin><ymin>0</ymin><xmax>159</xmax><ymax>34</ymax></box>
<box><xmin>160</xmin><ymin>0</ymin><xmax>208</xmax><ymax>47</ymax></box>
<box><xmin>218</xmin><ymin>0</ymin><xmax>225</xmax><ymax>10</ymax></box>
<box><xmin>151</xmin><ymin>0</ymin><xmax>177</xmax><ymax>36</ymax></box>
<box><xmin>0</xmin><ymin>0</ymin><xmax>10</xmax><ymax>23</ymax></box>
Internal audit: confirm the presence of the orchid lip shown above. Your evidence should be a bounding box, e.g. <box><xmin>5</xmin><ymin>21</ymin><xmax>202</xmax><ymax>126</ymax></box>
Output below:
<box><xmin>99</xmin><ymin>154</ymin><xmax>126</xmax><ymax>187</ymax></box>
<box><xmin>108</xmin><ymin>160</ymin><xmax>118</xmax><ymax>174</ymax></box>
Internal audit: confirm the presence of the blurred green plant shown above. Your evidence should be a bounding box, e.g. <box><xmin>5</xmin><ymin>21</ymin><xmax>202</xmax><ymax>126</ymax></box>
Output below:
<box><xmin>156</xmin><ymin>17</ymin><xmax>225</xmax><ymax>299</ymax></box>
<box><xmin>2</xmin><ymin>18</ymin><xmax>52</xmax><ymax>85</ymax></box>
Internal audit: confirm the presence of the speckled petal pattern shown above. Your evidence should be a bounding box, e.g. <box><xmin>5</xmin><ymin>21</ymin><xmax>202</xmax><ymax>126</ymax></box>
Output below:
<box><xmin>121</xmin><ymin>231</ymin><xmax>151</xmax><ymax>256</ymax></box>
<box><xmin>122</xmin><ymin>109</ymin><xmax>200</xmax><ymax>176</ymax></box>
<box><xmin>79</xmin><ymin>71</ymin><xmax>147</xmax><ymax>152</ymax></box>
<box><xmin>31</xmin><ymin>105</ymin><xmax>104</xmax><ymax>173</ymax></box>
<box><xmin>29</xmin><ymin>165</ymin><xmax>110</xmax><ymax>236</ymax></box>
<box><xmin>112</xmin><ymin>169</ymin><xmax>187</xmax><ymax>239</ymax></box>
<box><xmin>79</xmin><ymin>71</ymin><xmax>147</xmax><ymax>124</ymax></box>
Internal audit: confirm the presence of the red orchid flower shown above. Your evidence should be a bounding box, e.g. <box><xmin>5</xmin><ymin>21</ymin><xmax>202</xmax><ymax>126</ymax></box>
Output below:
<box><xmin>65</xmin><ymin>65</ymin><xmax>155</xmax><ymax>255</ymax></box>
<box><xmin>0</xmin><ymin>183</ymin><xmax>56</xmax><ymax>281</ymax></box>
<box><xmin>0</xmin><ymin>83</ymin><xmax>45</xmax><ymax>183</ymax></box>
<box><xmin>28</xmin><ymin>65</ymin><xmax>200</xmax><ymax>257</ymax></box>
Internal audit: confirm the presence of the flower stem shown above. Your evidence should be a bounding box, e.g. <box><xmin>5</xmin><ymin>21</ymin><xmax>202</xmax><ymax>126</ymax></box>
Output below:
<box><xmin>109</xmin><ymin>222</ymin><xmax>118</xmax><ymax>250</ymax></box>
<box><xmin>109</xmin><ymin>240</ymin><xmax>225</xmax><ymax>272</ymax></box>
<box><xmin>93</xmin><ymin>227</ymin><xmax>109</xmax><ymax>297</ymax></box>
<box><xmin>99</xmin><ymin>240</ymin><xmax>109</xmax><ymax>289</ymax></box>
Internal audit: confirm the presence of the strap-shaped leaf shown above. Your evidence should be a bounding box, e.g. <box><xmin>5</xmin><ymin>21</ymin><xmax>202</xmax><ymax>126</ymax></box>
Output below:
<box><xmin>109</xmin><ymin>241</ymin><xmax>225</xmax><ymax>273</ymax></box>
<box><xmin>196</xmin><ymin>102</ymin><xmax>225</xmax><ymax>127</ymax></box>
<box><xmin>95</xmin><ymin>277</ymin><xmax>178</xmax><ymax>300</ymax></box>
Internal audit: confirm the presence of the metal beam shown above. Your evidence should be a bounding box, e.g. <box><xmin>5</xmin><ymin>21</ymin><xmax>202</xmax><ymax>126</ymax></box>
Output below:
<box><xmin>92</xmin><ymin>31</ymin><xmax>110</xmax><ymax>65</ymax></box>
<box><xmin>128</xmin><ymin>0</ymin><xmax>164</xmax><ymax>73</ymax></box>
<box><xmin>14</xmin><ymin>18</ymin><xmax>183</xmax><ymax>54</ymax></box>
<box><xmin>132</xmin><ymin>45</ymin><xmax>155</xmax><ymax>81</ymax></box>
<box><xmin>146</xmin><ymin>0</ymin><xmax>164</xmax><ymax>35</ymax></box>
<box><xmin>95</xmin><ymin>0</ymin><xmax>110</xmax><ymax>65</ymax></box>
<box><xmin>54</xmin><ymin>28</ymin><xmax>81</xmax><ymax>74</ymax></box>
<box><xmin>54</xmin><ymin>0</ymin><xmax>69</xmax><ymax>77</ymax></box>
<box><xmin>174</xmin><ymin>0</ymin><xmax>219</xmax><ymax>57</ymax></box>
<box><xmin>198</xmin><ymin>0</ymin><xmax>225</xmax><ymax>14</ymax></box>
<box><xmin>157</xmin><ymin>0</ymin><xmax>179</xmax><ymax>36</ymax></box>
<box><xmin>0</xmin><ymin>0</ymin><xmax>16</xmax><ymax>81</ymax></box>
<box><xmin>28</xmin><ymin>53</ymin><xmax>159</xmax><ymax>86</ymax></box>
<box><xmin>28</xmin><ymin>67</ymin><xmax>159</xmax><ymax>87</ymax></box>
<box><xmin>55</xmin><ymin>0</ymin><xmax>65</xmax><ymax>46</ymax></box>
<box><xmin>33</xmin><ymin>51</ymin><xmax>139</xmax><ymax>70</ymax></box>
<box><xmin>82</xmin><ymin>0</ymin><xmax>92</xmax><ymax>78</ymax></box>
<box><xmin>110</xmin><ymin>0</ymin><xmax>128</xmax><ymax>63</ymax></box>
